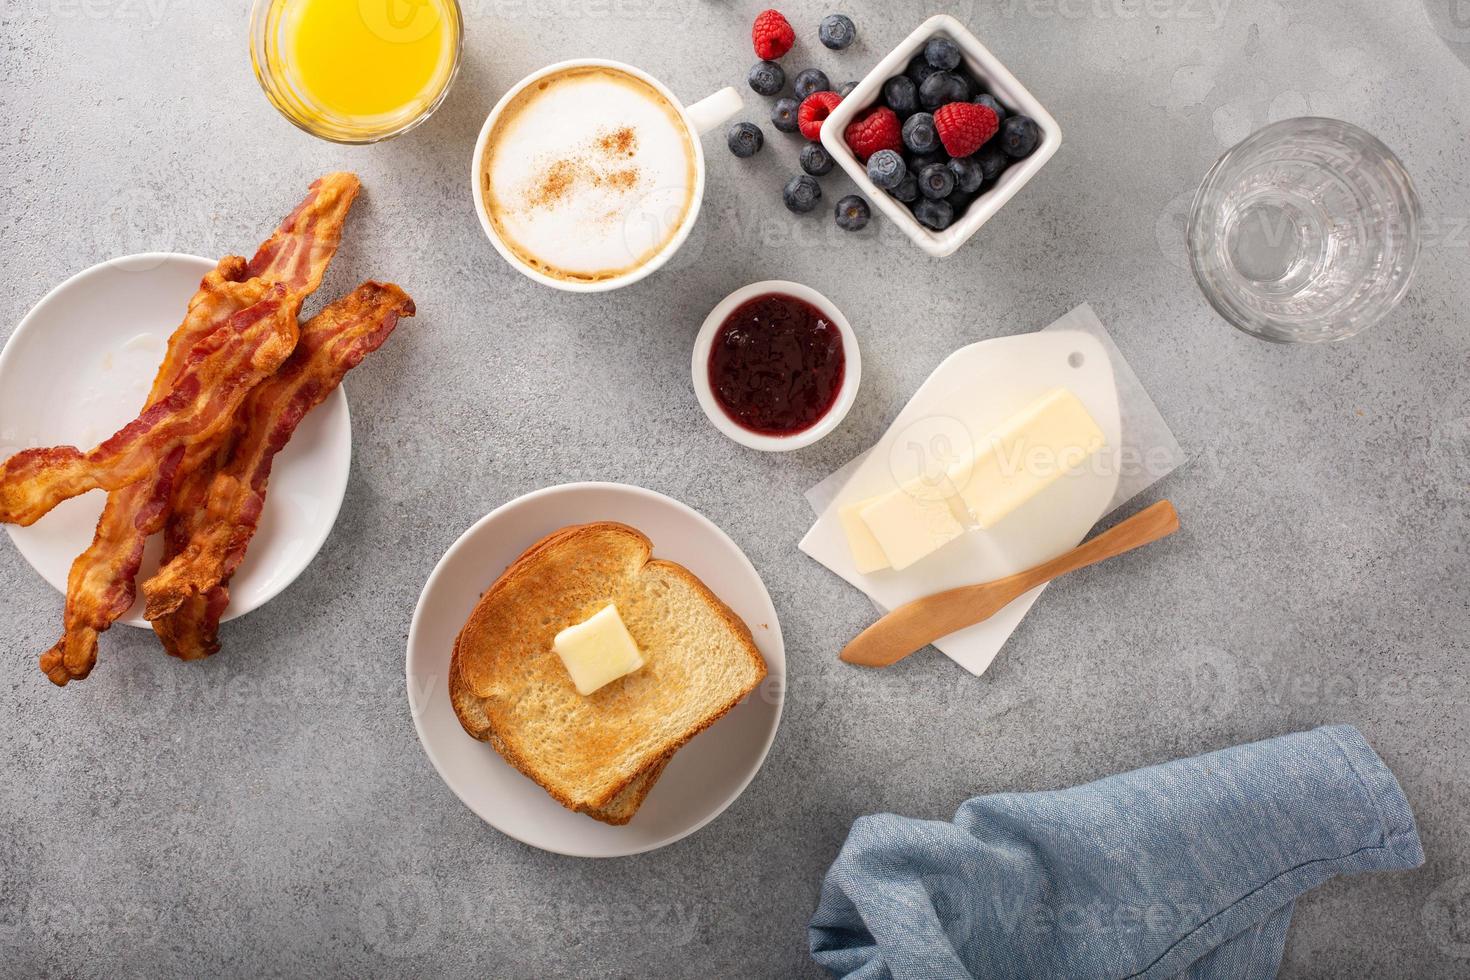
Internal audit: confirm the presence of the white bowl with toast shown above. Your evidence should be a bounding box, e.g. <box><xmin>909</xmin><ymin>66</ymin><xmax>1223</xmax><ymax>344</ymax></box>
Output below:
<box><xmin>406</xmin><ymin>482</ymin><xmax>785</xmax><ymax>857</ymax></box>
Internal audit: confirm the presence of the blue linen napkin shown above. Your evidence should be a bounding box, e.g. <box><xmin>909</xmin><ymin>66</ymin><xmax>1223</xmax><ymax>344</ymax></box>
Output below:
<box><xmin>809</xmin><ymin>725</ymin><xmax>1422</xmax><ymax>979</ymax></box>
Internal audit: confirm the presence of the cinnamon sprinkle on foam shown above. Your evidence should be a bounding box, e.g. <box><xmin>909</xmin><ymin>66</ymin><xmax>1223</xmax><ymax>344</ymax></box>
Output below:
<box><xmin>521</xmin><ymin>126</ymin><xmax>644</xmax><ymax>212</ymax></box>
<box><xmin>604</xmin><ymin>168</ymin><xmax>638</xmax><ymax>192</ymax></box>
<box><xmin>528</xmin><ymin>159</ymin><xmax>580</xmax><ymax>208</ymax></box>
<box><xmin>597</xmin><ymin>126</ymin><xmax>638</xmax><ymax>156</ymax></box>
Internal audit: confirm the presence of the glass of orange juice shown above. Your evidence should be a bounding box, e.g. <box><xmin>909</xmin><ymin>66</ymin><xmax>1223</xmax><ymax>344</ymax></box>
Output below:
<box><xmin>250</xmin><ymin>0</ymin><xmax>463</xmax><ymax>143</ymax></box>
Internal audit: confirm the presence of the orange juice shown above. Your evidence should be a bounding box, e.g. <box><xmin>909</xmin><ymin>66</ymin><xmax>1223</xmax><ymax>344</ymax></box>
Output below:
<box><xmin>254</xmin><ymin>0</ymin><xmax>461</xmax><ymax>141</ymax></box>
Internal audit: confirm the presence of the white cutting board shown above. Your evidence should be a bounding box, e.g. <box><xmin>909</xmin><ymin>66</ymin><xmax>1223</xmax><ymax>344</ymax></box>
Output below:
<box><xmin>800</xmin><ymin>329</ymin><xmax>1122</xmax><ymax>675</ymax></box>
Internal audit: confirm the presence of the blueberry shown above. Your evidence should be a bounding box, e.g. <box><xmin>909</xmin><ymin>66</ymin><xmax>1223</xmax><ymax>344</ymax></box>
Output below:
<box><xmin>920</xmin><ymin>71</ymin><xmax>970</xmax><ymax>109</ymax></box>
<box><xmin>901</xmin><ymin>112</ymin><xmax>938</xmax><ymax>154</ymax></box>
<box><xmin>913</xmin><ymin>197</ymin><xmax>954</xmax><ymax>231</ymax></box>
<box><xmin>974</xmin><ymin>92</ymin><xmax>1006</xmax><ymax>122</ymax></box>
<box><xmin>834</xmin><ymin>194</ymin><xmax>870</xmax><ymax>231</ymax></box>
<box><xmin>747</xmin><ymin>61</ymin><xmax>785</xmax><ymax>97</ymax></box>
<box><xmin>918</xmin><ymin>162</ymin><xmax>955</xmax><ymax>200</ymax></box>
<box><xmin>839</xmin><ymin>80</ymin><xmax>859</xmax><ymax>98</ymax></box>
<box><xmin>907</xmin><ymin>150</ymin><xmax>945</xmax><ymax>173</ymax></box>
<box><xmin>726</xmin><ymin>122</ymin><xmax>764</xmax><ymax>158</ymax></box>
<box><xmin>866</xmin><ymin>149</ymin><xmax>907</xmax><ymax>191</ymax></box>
<box><xmin>889</xmin><ymin>172</ymin><xmax>919</xmax><ymax>203</ymax></box>
<box><xmin>793</xmin><ymin>68</ymin><xmax>832</xmax><ymax>100</ymax></box>
<box><xmin>946</xmin><ymin>188</ymin><xmax>977</xmax><ymax>216</ymax></box>
<box><xmin>924</xmin><ymin>37</ymin><xmax>962</xmax><ymax>71</ymax></box>
<box><xmin>976</xmin><ymin>144</ymin><xmax>1007</xmax><ymax>182</ymax></box>
<box><xmin>771</xmin><ymin>97</ymin><xmax>800</xmax><ymax>133</ymax></box>
<box><xmin>906</xmin><ymin>54</ymin><xmax>940</xmax><ymax>87</ymax></box>
<box><xmin>819</xmin><ymin>14</ymin><xmax>856</xmax><ymax>50</ymax></box>
<box><xmin>783</xmin><ymin>174</ymin><xmax>822</xmax><ymax>213</ymax></box>
<box><xmin>882</xmin><ymin>76</ymin><xmax>918</xmax><ymax>117</ymax></box>
<box><xmin>1001</xmin><ymin>115</ymin><xmax>1041</xmax><ymax>157</ymax></box>
<box><xmin>948</xmin><ymin>155</ymin><xmax>984</xmax><ymax>193</ymax></box>
<box><xmin>800</xmin><ymin>141</ymin><xmax>834</xmax><ymax>176</ymax></box>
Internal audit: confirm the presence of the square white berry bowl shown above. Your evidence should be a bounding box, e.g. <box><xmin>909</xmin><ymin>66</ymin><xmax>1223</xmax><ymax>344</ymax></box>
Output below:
<box><xmin>820</xmin><ymin>14</ymin><xmax>1062</xmax><ymax>258</ymax></box>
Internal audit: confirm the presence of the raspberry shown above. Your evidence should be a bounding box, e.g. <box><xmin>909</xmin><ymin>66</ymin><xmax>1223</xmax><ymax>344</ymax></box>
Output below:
<box><xmin>797</xmin><ymin>91</ymin><xmax>842</xmax><ymax>141</ymax></box>
<box><xmin>933</xmin><ymin>102</ymin><xmax>999</xmax><ymax>158</ymax></box>
<box><xmin>843</xmin><ymin>106</ymin><xmax>901</xmax><ymax>162</ymax></box>
<box><xmin>752</xmin><ymin>9</ymin><xmax>795</xmax><ymax>61</ymax></box>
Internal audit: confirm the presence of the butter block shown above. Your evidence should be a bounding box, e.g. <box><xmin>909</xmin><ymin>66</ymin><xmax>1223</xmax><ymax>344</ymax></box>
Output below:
<box><xmin>857</xmin><ymin>478</ymin><xmax>968</xmax><ymax>572</ymax></box>
<box><xmin>552</xmin><ymin>604</ymin><xmax>645</xmax><ymax>696</ymax></box>
<box><xmin>839</xmin><ymin>498</ymin><xmax>892</xmax><ymax>573</ymax></box>
<box><xmin>957</xmin><ymin>388</ymin><xmax>1105</xmax><ymax>528</ymax></box>
<box><xmin>838</xmin><ymin>388</ymin><xmax>1106</xmax><ymax>575</ymax></box>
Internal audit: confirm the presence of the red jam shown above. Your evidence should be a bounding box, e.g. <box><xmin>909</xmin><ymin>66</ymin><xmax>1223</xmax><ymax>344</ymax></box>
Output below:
<box><xmin>708</xmin><ymin>293</ymin><xmax>846</xmax><ymax>436</ymax></box>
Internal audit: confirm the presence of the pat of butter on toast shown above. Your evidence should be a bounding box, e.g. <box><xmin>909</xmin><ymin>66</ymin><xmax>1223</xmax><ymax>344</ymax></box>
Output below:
<box><xmin>553</xmin><ymin>603</ymin><xmax>645</xmax><ymax>696</ymax></box>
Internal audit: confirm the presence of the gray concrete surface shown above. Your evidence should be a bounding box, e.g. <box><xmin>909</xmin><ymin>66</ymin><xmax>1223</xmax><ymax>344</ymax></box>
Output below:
<box><xmin>2</xmin><ymin>1</ymin><xmax>1468</xmax><ymax>977</ymax></box>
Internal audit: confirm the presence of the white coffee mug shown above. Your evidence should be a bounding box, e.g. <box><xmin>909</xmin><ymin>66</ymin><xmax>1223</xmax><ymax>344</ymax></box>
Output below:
<box><xmin>470</xmin><ymin>59</ymin><xmax>742</xmax><ymax>292</ymax></box>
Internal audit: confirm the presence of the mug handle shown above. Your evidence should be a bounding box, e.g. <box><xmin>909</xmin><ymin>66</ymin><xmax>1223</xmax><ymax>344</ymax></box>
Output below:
<box><xmin>684</xmin><ymin>86</ymin><xmax>744</xmax><ymax>135</ymax></box>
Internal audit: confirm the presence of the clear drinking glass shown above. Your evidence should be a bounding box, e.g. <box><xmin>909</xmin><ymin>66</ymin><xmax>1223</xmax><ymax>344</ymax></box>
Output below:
<box><xmin>249</xmin><ymin>0</ymin><xmax>464</xmax><ymax>145</ymax></box>
<box><xmin>1187</xmin><ymin>117</ymin><xmax>1421</xmax><ymax>343</ymax></box>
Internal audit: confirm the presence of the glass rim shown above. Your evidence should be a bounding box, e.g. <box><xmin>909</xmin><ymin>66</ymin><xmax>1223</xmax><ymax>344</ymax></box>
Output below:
<box><xmin>248</xmin><ymin>0</ymin><xmax>464</xmax><ymax>145</ymax></box>
<box><xmin>1186</xmin><ymin>116</ymin><xmax>1423</xmax><ymax>344</ymax></box>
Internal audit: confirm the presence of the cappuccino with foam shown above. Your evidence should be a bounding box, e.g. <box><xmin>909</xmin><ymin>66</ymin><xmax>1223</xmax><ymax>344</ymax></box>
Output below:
<box><xmin>478</xmin><ymin>67</ymin><xmax>698</xmax><ymax>284</ymax></box>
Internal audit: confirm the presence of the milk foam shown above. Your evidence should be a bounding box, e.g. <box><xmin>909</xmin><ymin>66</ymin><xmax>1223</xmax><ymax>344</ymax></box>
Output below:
<box><xmin>481</xmin><ymin>69</ymin><xmax>697</xmax><ymax>281</ymax></box>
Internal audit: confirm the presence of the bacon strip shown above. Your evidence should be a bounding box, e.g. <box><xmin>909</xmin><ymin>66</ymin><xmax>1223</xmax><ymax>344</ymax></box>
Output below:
<box><xmin>151</xmin><ymin>579</ymin><xmax>232</xmax><ymax>662</ymax></box>
<box><xmin>151</xmin><ymin>458</ymin><xmax>232</xmax><ymax>661</ymax></box>
<box><xmin>144</xmin><ymin>282</ymin><xmax>414</xmax><ymax>651</ymax></box>
<box><xmin>36</xmin><ymin>259</ymin><xmax>259</xmax><ymax>683</ymax></box>
<box><xmin>0</xmin><ymin>286</ymin><xmax>298</xmax><ymax>526</ymax></box>
<box><xmin>246</xmin><ymin>172</ymin><xmax>361</xmax><ymax>290</ymax></box>
<box><xmin>36</xmin><ymin>174</ymin><xmax>360</xmax><ymax>685</ymax></box>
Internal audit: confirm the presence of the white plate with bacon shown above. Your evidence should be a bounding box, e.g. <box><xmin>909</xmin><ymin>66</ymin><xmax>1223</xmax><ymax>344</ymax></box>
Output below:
<box><xmin>0</xmin><ymin>173</ymin><xmax>411</xmax><ymax>687</ymax></box>
<box><xmin>0</xmin><ymin>252</ymin><xmax>352</xmax><ymax>629</ymax></box>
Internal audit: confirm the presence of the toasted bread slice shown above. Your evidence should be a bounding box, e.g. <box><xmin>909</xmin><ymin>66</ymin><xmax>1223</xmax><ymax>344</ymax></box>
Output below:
<box><xmin>450</xmin><ymin>523</ymin><xmax>767</xmax><ymax>823</ymax></box>
<box><xmin>581</xmin><ymin>753</ymin><xmax>670</xmax><ymax>825</ymax></box>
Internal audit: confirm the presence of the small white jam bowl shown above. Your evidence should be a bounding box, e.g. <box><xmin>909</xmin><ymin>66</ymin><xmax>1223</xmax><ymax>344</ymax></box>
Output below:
<box><xmin>820</xmin><ymin>13</ymin><xmax>1062</xmax><ymax>258</ymax></box>
<box><xmin>692</xmin><ymin>280</ymin><xmax>861</xmax><ymax>453</ymax></box>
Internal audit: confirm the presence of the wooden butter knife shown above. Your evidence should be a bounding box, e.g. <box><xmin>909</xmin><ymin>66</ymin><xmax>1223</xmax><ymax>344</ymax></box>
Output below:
<box><xmin>840</xmin><ymin>500</ymin><xmax>1181</xmax><ymax>668</ymax></box>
